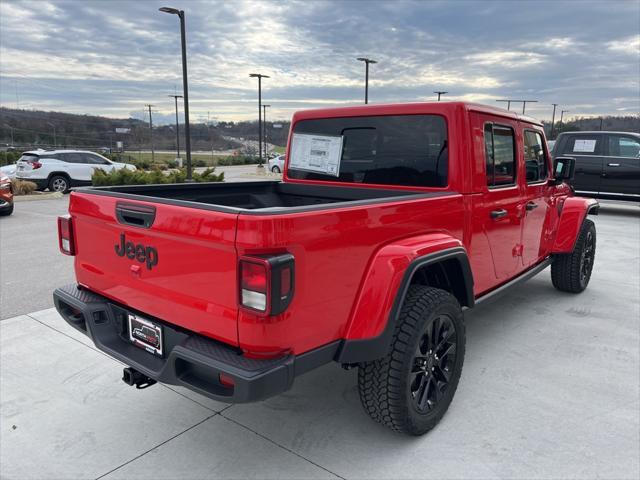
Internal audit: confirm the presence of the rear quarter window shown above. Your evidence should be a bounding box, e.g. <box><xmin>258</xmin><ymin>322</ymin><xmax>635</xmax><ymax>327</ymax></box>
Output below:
<box><xmin>562</xmin><ymin>135</ymin><xmax>602</xmax><ymax>155</ymax></box>
<box><xmin>287</xmin><ymin>114</ymin><xmax>448</xmax><ymax>188</ymax></box>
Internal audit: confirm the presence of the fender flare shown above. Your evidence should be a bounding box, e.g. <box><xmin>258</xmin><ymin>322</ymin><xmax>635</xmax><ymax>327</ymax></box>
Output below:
<box><xmin>336</xmin><ymin>237</ymin><xmax>473</xmax><ymax>364</ymax></box>
<box><xmin>552</xmin><ymin>196</ymin><xmax>599</xmax><ymax>253</ymax></box>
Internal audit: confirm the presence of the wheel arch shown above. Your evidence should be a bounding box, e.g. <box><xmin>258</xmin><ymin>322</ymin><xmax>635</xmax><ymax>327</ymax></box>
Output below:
<box><xmin>47</xmin><ymin>171</ymin><xmax>71</xmax><ymax>182</ymax></box>
<box><xmin>336</xmin><ymin>236</ymin><xmax>474</xmax><ymax>364</ymax></box>
<box><xmin>552</xmin><ymin>196</ymin><xmax>599</xmax><ymax>253</ymax></box>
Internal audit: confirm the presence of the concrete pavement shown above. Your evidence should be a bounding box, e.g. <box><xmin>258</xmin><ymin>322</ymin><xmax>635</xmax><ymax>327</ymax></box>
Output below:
<box><xmin>1</xmin><ymin>200</ymin><xmax>638</xmax><ymax>479</ymax></box>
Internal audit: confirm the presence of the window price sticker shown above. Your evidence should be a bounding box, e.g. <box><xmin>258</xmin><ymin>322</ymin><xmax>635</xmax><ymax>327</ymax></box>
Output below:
<box><xmin>289</xmin><ymin>133</ymin><xmax>343</xmax><ymax>177</ymax></box>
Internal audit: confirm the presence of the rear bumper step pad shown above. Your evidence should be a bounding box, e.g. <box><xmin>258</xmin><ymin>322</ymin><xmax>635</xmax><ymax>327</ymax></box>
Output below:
<box><xmin>53</xmin><ymin>284</ymin><xmax>338</xmax><ymax>403</ymax></box>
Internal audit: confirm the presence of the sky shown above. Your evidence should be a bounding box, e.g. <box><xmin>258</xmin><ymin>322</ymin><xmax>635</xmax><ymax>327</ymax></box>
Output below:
<box><xmin>0</xmin><ymin>0</ymin><xmax>639</xmax><ymax>124</ymax></box>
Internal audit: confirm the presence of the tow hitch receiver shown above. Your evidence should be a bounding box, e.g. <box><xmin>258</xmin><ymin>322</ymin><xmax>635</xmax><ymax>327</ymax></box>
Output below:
<box><xmin>122</xmin><ymin>367</ymin><xmax>157</xmax><ymax>389</ymax></box>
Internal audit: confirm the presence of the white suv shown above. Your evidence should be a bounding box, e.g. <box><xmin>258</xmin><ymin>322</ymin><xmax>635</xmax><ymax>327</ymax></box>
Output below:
<box><xmin>16</xmin><ymin>149</ymin><xmax>136</xmax><ymax>193</ymax></box>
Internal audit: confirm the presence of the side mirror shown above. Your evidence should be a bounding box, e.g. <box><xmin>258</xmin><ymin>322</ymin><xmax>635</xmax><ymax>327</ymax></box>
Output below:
<box><xmin>552</xmin><ymin>156</ymin><xmax>575</xmax><ymax>183</ymax></box>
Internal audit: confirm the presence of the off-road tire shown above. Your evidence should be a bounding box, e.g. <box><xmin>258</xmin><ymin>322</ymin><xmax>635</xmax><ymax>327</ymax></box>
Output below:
<box><xmin>357</xmin><ymin>286</ymin><xmax>465</xmax><ymax>435</ymax></box>
<box><xmin>49</xmin><ymin>175</ymin><xmax>70</xmax><ymax>194</ymax></box>
<box><xmin>551</xmin><ymin>218</ymin><xmax>596</xmax><ymax>293</ymax></box>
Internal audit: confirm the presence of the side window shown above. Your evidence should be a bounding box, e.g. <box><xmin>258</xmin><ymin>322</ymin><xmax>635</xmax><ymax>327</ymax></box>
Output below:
<box><xmin>562</xmin><ymin>135</ymin><xmax>602</xmax><ymax>155</ymax></box>
<box><xmin>608</xmin><ymin>135</ymin><xmax>640</xmax><ymax>158</ymax></box>
<box><xmin>86</xmin><ymin>153</ymin><xmax>110</xmax><ymax>165</ymax></box>
<box><xmin>523</xmin><ymin>130</ymin><xmax>549</xmax><ymax>182</ymax></box>
<box><xmin>62</xmin><ymin>153</ymin><xmax>87</xmax><ymax>164</ymax></box>
<box><xmin>484</xmin><ymin>124</ymin><xmax>516</xmax><ymax>187</ymax></box>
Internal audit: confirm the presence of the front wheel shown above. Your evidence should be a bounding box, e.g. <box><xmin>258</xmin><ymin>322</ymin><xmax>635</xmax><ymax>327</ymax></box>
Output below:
<box><xmin>358</xmin><ymin>286</ymin><xmax>466</xmax><ymax>435</ymax></box>
<box><xmin>551</xmin><ymin>218</ymin><xmax>596</xmax><ymax>293</ymax></box>
<box><xmin>271</xmin><ymin>166</ymin><xmax>281</xmax><ymax>173</ymax></box>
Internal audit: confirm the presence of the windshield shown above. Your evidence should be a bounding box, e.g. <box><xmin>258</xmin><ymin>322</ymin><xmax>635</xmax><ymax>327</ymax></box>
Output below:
<box><xmin>288</xmin><ymin>114</ymin><xmax>448</xmax><ymax>187</ymax></box>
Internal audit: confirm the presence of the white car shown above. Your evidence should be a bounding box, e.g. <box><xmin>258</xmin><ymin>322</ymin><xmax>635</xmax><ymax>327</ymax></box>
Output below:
<box><xmin>15</xmin><ymin>149</ymin><xmax>136</xmax><ymax>193</ymax></box>
<box><xmin>267</xmin><ymin>154</ymin><xmax>285</xmax><ymax>173</ymax></box>
<box><xmin>0</xmin><ymin>164</ymin><xmax>16</xmax><ymax>179</ymax></box>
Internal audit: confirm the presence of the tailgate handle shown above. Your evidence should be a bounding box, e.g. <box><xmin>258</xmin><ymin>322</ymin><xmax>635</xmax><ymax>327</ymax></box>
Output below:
<box><xmin>116</xmin><ymin>203</ymin><xmax>156</xmax><ymax>228</ymax></box>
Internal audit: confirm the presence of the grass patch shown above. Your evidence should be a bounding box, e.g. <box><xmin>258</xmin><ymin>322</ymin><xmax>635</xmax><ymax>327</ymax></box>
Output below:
<box><xmin>12</xmin><ymin>179</ymin><xmax>38</xmax><ymax>195</ymax></box>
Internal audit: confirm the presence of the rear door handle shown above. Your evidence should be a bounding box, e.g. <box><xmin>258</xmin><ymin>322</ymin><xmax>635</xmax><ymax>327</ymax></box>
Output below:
<box><xmin>490</xmin><ymin>209</ymin><xmax>507</xmax><ymax>219</ymax></box>
<box><xmin>525</xmin><ymin>201</ymin><xmax>538</xmax><ymax>211</ymax></box>
<box><xmin>607</xmin><ymin>163</ymin><xmax>620</xmax><ymax>167</ymax></box>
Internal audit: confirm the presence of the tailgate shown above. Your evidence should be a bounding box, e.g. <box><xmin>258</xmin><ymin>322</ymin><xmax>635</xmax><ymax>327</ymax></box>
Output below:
<box><xmin>69</xmin><ymin>192</ymin><xmax>239</xmax><ymax>346</ymax></box>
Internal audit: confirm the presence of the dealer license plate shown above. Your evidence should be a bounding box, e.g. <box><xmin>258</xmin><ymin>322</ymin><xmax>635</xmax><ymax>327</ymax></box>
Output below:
<box><xmin>128</xmin><ymin>314</ymin><xmax>163</xmax><ymax>357</ymax></box>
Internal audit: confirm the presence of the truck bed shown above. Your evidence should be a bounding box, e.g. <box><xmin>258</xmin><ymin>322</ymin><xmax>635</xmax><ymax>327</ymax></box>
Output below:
<box><xmin>78</xmin><ymin>181</ymin><xmax>432</xmax><ymax>213</ymax></box>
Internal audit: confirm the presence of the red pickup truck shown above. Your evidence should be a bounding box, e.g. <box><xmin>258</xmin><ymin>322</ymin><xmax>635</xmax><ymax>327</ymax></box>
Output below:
<box><xmin>54</xmin><ymin>102</ymin><xmax>598</xmax><ymax>435</ymax></box>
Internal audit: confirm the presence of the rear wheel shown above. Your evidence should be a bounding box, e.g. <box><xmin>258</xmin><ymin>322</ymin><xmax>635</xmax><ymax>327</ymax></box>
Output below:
<box><xmin>49</xmin><ymin>175</ymin><xmax>70</xmax><ymax>194</ymax></box>
<box><xmin>551</xmin><ymin>219</ymin><xmax>596</xmax><ymax>293</ymax></box>
<box><xmin>271</xmin><ymin>166</ymin><xmax>281</xmax><ymax>173</ymax></box>
<box><xmin>358</xmin><ymin>286</ymin><xmax>465</xmax><ymax>435</ymax></box>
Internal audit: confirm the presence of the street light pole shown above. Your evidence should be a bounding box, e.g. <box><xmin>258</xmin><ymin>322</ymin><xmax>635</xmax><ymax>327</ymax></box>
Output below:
<box><xmin>550</xmin><ymin>103</ymin><xmax>558</xmax><ymax>138</ymax></box>
<box><xmin>434</xmin><ymin>91</ymin><xmax>448</xmax><ymax>101</ymax></box>
<box><xmin>262</xmin><ymin>104</ymin><xmax>270</xmax><ymax>159</ymax></box>
<box><xmin>521</xmin><ymin>100</ymin><xmax>537</xmax><ymax>114</ymax></box>
<box><xmin>168</xmin><ymin>94</ymin><xmax>183</xmax><ymax>160</ymax></box>
<box><xmin>250</xmin><ymin>73</ymin><xmax>269</xmax><ymax>165</ymax></box>
<box><xmin>145</xmin><ymin>104</ymin><xmax>155</xmax><ymax>162</ymax></box>
<box><xmin>559</xmin><ymin>110</ymin><xmax>569</xmax><ymax>133</ymax></box>
<box><xmin>160</xmin><ymin>7</ymin><xmax>193</xmax><ymax>180</ymax></box>
<box><xmin>356</xmin><ymin>57</ymin><xmax>377</xmax><ymax>104</ymax></box>
<box><xmin>496</xmin><ymin>99</ymin><xmax>512</xmax><ymax>111</ymax></box>
<box><xmin>47</xmin><ymin>122</ymin><xmax>56</xmax><ymax>147</ymax></box>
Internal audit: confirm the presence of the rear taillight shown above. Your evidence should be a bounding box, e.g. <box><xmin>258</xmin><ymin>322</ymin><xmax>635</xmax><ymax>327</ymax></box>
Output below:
<box><xmin>58</xmin><ymin>215</ymin><xmax>75</xmax><ymax>256</ymax></box>
<box><xmin>31</xmin><ymin>161</ymin><xmax>42</xmax><ymax>169</ymax></box>
<box><xmin>239</xmin><ymin>254</ymin><xmax>294</xmax><ymax>315</ymax></box>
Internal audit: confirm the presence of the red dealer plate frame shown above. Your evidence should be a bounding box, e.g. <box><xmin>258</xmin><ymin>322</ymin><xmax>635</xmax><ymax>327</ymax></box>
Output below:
<box><xmin>128</xmin><ymin>314</ymin><xmax>163</xmax><ymax>357</ymax></box>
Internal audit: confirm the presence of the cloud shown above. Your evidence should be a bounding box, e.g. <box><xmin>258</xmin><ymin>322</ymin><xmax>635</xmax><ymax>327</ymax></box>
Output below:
<box><xmin>607</xmin><ymin>35</ymin><xmax>640</xmax><ymax>55</ymax></box>
<box><xmin>465</xmin><ymin>51</ymin><xmax>547</xmax><ymax>68</ymax></box>
<box><xmin>0</xmin><ymin>0</ymin><xmax>638</xmax><ymax>122</ymax></box>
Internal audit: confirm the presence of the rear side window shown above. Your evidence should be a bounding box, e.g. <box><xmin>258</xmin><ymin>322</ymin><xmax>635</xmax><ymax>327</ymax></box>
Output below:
<box><xmin>608</xmin><ymin>135</ymin><xmax>640</xmax><ymax>158</ymax></box>
<box><xmin>288</xmin><ymin>115</ymin><xmax>448</xmax><ymax>187</ymax></box>
<box><xmin>523</xmin><ymin>130</ymin><xmax>549</xmax><ymax>182</ymax></box>
<box><xmin>562</xmin><ymin>135</ymin><xmax>602</xmax><ymax>155</ymax></box>
<box><xmin>60</xmin><ymin>153</ymin><xmax>87</xmax><ymax>164</ymax></box>
<box><xmin>484</xmin><ymin>124</ymin><xmax>516</xmax><ymax>187</ymax></box>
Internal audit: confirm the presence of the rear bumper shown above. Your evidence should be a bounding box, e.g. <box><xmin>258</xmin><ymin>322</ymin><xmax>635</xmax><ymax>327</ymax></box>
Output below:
<box><xmin>53</xmin><ymin>284</ymin><xmax>338</xmax><ymax>403</ymax></box>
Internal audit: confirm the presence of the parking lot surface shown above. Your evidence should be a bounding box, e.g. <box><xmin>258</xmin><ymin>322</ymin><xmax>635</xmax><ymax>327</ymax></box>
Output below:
<box><xmin>1</xmin><ymin>200</ymin><xmax>638</xmax><ymax>479</ymax></box>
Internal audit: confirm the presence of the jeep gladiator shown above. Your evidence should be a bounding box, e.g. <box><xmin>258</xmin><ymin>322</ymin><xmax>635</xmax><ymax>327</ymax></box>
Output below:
<box><xmin>54</xmin><ymin>102</ymin><xmax>598</xmax><ymax>435</ymax></box>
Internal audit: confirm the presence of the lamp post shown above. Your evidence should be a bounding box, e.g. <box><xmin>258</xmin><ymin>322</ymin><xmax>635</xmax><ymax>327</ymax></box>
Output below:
<box><xmin>262</xmin><ymin>104</ymin><xmax>270</xmax><ymax>159</ymax></box>
<box><xmin>356</xmin><ymin>57</ymin><xmax>377</xmax><ymax>104</ymax></box>
<box><xmin>159</xmin><ymin>7</ymin><xmax>193</xmax><ymax>180</ymax></box>
<box><xmin>434</xmin><ymin>91</ymin><xmax>448</xmax><ymax>101</ymax></box>
<box><xmin>47</xmin><ymin>122</ymin><xmax>56</xmax><ymax>147</ymax></box>
<box><xmin>496</xmin><ymin>99</ymin><xmax>512</xmax><ymax>111</ymax></box>
<box><xmin>168</xmin><ymin>94</ymin><xmax>183</xmax><ymax>160</ymax></box>
<box><xmin>550</xmin><ymin>103</ymin><xmax>559</xmax><ymax>139</ymax></box>
<box><xmin>559</xmin><ymin>110</ymin><xmax>569</xmax><ymax>133</ymax></box>
<box><xmin>249</xmin><ymin>73</ymin><xmax>269</xmax><ymax>165</ymax></box>
<box><xmin>521</xmin><ymin>100</ymin><xmax>537</xmax><ymax>114</ymax></box>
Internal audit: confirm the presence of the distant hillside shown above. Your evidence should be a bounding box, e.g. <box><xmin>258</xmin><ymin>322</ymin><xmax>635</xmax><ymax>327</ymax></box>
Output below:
<box><xmin>0</xmin><ymin>107</ymin><xmax>285</xmax><ymax>151</ymax></box>
<box><xmin>543</xmin><ymin>115</ymin><xmax>639</xmax><ymax>139</ymax></box>
<box><xmin>3</xmin><ymin>106</ymin><xmax>632</xmax><ymax>150</ymax></box>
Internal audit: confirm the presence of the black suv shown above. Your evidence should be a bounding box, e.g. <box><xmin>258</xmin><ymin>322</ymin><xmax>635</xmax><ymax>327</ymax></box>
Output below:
<box><xmin>552</xmin><ymin>131</ymin><xmax>640</xmax><ymax>201</ymax></box>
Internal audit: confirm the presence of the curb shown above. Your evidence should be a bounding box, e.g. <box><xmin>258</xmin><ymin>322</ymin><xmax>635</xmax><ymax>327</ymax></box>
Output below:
<box><xmin>14</xmin><ymin>192</ymin><xmax>64</xmax><ymax>202</ymax></box>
